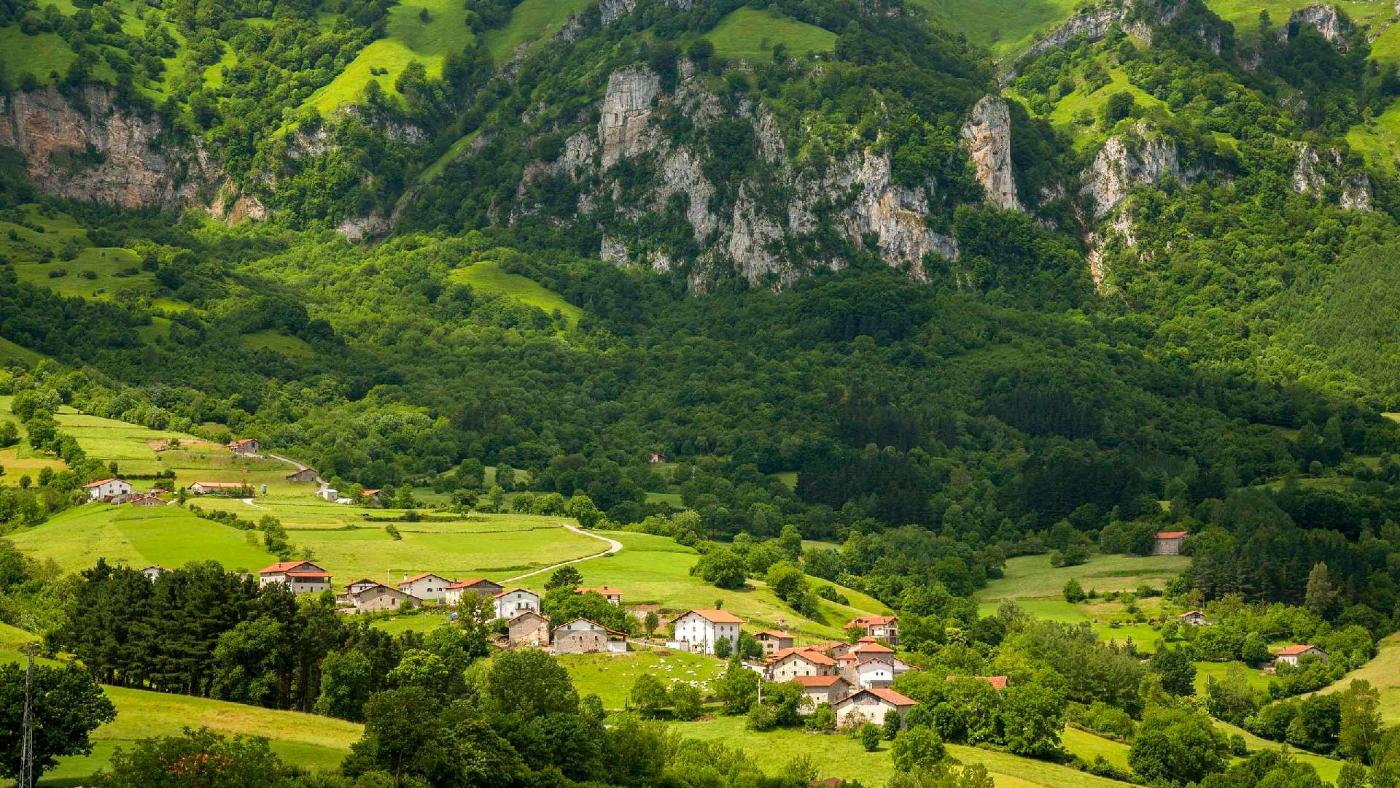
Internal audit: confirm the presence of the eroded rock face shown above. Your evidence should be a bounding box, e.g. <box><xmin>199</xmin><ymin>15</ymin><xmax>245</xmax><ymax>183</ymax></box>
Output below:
<box><xmin>1292</xmin><ymin>143</ymin><xmax>1372</xmax><ymax>210</ymax></box>
<box><xmin>598</xmin><ymin>66</ymin><xmax>661</xmax><ymax>168</ymax></box>
<box><xmin>0</xmin><ymin>86</ymin><xmax>220</xmax><ymax>210</ymax></box>
<box><xmin>960</xmin><ymin>95</ymin><xmax>1022</xmax><ymax>212</ymax></box>
<box><xmin>599</xmin><ymin>0</ymin><xmax>635</xmax><ymax>25</ymax></box>
<box><xmin>1082</xmin><ymin>125</ymin><xmax>1182</xmax><ymax>218</ymax></box>
<box><xmin>1285</xmin><ymin>5</ymin><xmax>1352</xmax><ymax>49</ymax></box>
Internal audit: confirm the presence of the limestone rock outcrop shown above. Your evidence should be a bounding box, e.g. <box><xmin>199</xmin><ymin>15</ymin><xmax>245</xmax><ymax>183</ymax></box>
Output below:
<box><xmin>960</xmin><ymin>96</ymin><xmax>1022</xmax><ymax>212</ymax></box>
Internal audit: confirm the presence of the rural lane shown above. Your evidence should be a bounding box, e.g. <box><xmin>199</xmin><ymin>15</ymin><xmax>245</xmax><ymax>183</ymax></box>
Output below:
<box><xmin>504</xmin><ymin>523</ymin><xmax>623</xmax><ymax>583</ymax></box>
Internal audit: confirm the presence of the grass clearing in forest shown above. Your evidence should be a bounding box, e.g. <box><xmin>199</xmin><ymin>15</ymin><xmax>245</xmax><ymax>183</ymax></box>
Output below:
<box><xmin>484</xmin><ymin>0</ymin><xmax>591</xmax><ymax>62</ymax></box>
<box><xmin>910</xmin><ymin>0</ymin><xmax>1082</xmax><ymax>58</ymax></box>
<box><xmin>1314</xmin><ymin>632</ymin><xmax>1400</xmax><ymax>724</ymax></box>
<box><xmin>705</xmin><ymin>8</ymin><xmax>837</xmax><ymax>60</ymax></box>
<box><xmin>7</xmin><ymin>503</ymin><xmax>277</xmax><ymax>575</ymax></box>
<box><xmin>451</xmin><ymin>260</ymin><xmax>583</xmax><ymax>327</ymax></box>
<box><xmin>0</xmin><ymin>26</ymin><xmax>78</xmax><ymax>85</ymax></box>
<box><xmin>980</xmin><ymin>554</ymin><xmax>1189</xmax><ymax>600</ymax></box>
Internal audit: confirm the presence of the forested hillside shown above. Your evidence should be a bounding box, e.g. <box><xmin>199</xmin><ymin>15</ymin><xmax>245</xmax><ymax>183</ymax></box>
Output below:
<box><xmin>6</xmin><ymin>0</ymin><xmax>1400</xmax><ymax>784</ymax></box>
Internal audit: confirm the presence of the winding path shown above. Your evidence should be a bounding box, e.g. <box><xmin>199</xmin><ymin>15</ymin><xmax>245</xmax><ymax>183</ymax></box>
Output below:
<box><xmin>504</xmin><ymin>523</ymin><xmax>623</xmax><ymax>583</ymax></box>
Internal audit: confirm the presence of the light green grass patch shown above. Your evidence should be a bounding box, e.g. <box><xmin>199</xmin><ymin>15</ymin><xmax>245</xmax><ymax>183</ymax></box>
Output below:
<box><xmin>450</xmin><ymin>260</ymin><xmax>583</xmax><ymax>328</ymax></box>
<box><xmin>1313</xmin><ymin>632</ymin><xmax>1400</xmax><ymax>724</ymax></box>
<box><xmin>45</xmin><ymin>685</ymin><xmax>362</xmax><ymax>783</ymax></box>
<box><xmin>0</xmin><ymin>27</ymin><xmax>78</xmax><ymax>85</ymax></box>
<box><xmin>560</xmin><ymin>647</ymin><xmax>726</xmax><ymax>710</ymax></box>
<box><xmin>240</xmin><ymin>330</ymin><xmax>316</xmax><ymax>359</ymax></box>
<box><xmin>912</xmin><ymin>0</ymin><xmax>1083</xmax><ymax>58</ymax></box>
<box><xmin>1193</xmin><ymin>661</ymin><xmax>1272</xmax><ymax>696</ymax></box>
<box><xmin>1044</xmin><ymin>68</ymin><xmax>1170</xmax><ymax>149</ymax></box>
<box><xmin>1212</xmin><ymin>718</ymin><xmax>1343</xmax><ymax>783</ymax></box>
<box><xmin>484</xmin><ymin>0</ymin><xmax>591</xmax><ymax>62</ymax></box>
<box><xmin>1062</xmin><ymin>726</ymin><xmax>1132</xmax><ymax>771</ymax></box>
<box><xmin>416</xmin><ymin>130</ymin><xmax>480</xmax><ymax>185</ymax></box>
<box><xmin>706</xmin><ymin>8</ymin><xmax>837</xmax><ymax>60</ymax></box>
<box><xmin>8</xmin><ymin>503</ymin><xmax>277</xmax><ymax>575</ymax></box>
<box><xmin>0</xmin><ymin>337</ymin><xmax>49</xmax><ymax>367</ymax></box>
<box><xmin>1346</xmin><ymin>96</ymin><xmax>1400</xmax><ymax>170</ymax></box>
<box><xmin>14</xmin><ymin>247</ymin><xmax>154</xmax><ymax>302</ymax></box>
<box><xmin>980</xmin><ymin>554</ymin><xmax>1189</xmax><ymax>601</ymax></box>
<box><xmin>299</xmin><ymin>0</ymin><xmax>473</xmax><ymax>117</ymax></box>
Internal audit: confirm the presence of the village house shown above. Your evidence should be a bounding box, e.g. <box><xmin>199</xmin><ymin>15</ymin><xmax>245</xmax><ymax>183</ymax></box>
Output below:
<box><xmin>494</xmin><ymin>588</ymin><xmax>542</xmax><ymax>620</ymax></box>
<box><xmin>398</xmin><ymin>573</ymin><xmax>454</xmax><ymax>602</ymax></box>
<box><xmin>946</xmin><ymin>675</ymin><xmax>1008</xmax><ymax>690</ymax></box>
<box><xmin>839</xmin><ymin>639</ymin><xmax>911</xmax><ymax>689</ymax></box>
<box><xmin>574</xmin><ymin>586</ymin><xmax>623</xmax><ymax>605</ymax></box>
<box><xmin>1275</xmin><ymin>644</ymin><xmax>1328</xmax><ymax>668</ymax></box>
<box><xmin>846</xmin><ymin>615</ymin><xmax>899</xmax><ymax>645</ymax></box>
<box><xmin>444</xmin><ymin>578</ymin><xmax>503</xmax><ymax>606</ymax></box>
<box><xmin>753</xmin><ymin>630</ymin><xmax>794</xmax><ymax>655</ymax></box>
<box><xmin>345</xmin><ymin>578</ymin><xmax>380</xmax><ymax>595</ymax></box>
<box><xmin>228</xmin><ymin>438</ymin><xmax>260</xmax><ymax>456</ymax></box>
<box><xmin>285</xmin><ymin>468</ymin><xmax>319</xmax><ymax>483</ymax></box>
<box><xmin>258</xmin><ymin>561</ymin><xmax>332</xmax><ymax>594</ymax></box>
<box><xmin>508</xmin><ymin>611</ymin><xmax>551</xmax><ymax>647</ymax></box>
<box><xmin>189</xmin><ymin>481</ymin><xmax>251</xmax><ymax>496</ymax></box>
<box><xmin>670</xmin><ymin>609</ymin><xmax>743</xmax><ymax>655</ymax></box>
<box><xmin>1179</xmin><ymin>610</ymin><xmax>1208</xmax><ymax>626</ymax></box>
<box><xmin>1153</xmin><ymin>530</ymin><xmax>1188</xmax><ymax>555</ymax></box>
<box><xmin>360</xmin><ymin>489</ymin><xmax>389</xmax><ymax>505</ymax></box>
<box><xmin>766</xmin><ymin>647</ymin><xmax>838</xmax><ymax>681</ymax></box>
<box><xmin>127</xmin><ymin>493</ymin><xmax>167</xmax><ymax>507</ymax></box>
<box><xmin>140</xmin><ymin>565</ymin><xmax>167</xmax><ymax>581</ymax></box>
<box><xmin>792</xmin><ymin>674</ymin><xmax>853</xmax><ymax>712</ymax></box>
<box><xmin>552</xmin><ymin>618</ymin><xmax>628</xmax><ymax>653</ymax></box>
<box><xmin>833</xmin><ymin>687</ymin><xmax>918</xmax><ymax>728</ymax></box>
<box><xmin>340</xmin><ymin>583</ymin><xmax>420</xmax><ymax>613</ymax></box>
<box><xmin>84</xmin><ymin>478</ymin><xmax>133</xmax><ymax>502</ymax></box>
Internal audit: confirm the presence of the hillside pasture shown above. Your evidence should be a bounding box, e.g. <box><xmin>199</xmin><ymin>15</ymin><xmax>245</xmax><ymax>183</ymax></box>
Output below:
<box><xmin>911</xmin><ymin>0</ymin><xmax>1081</xmax><ymax>58</ymax></box>
<box><xmin>450</xmin><ymin>261</ymin><xmax>583</xmax><ymax>328</ymax></box>
<box><xmin>980</xmin><ymin>554</ymin><xmax>1189</xmax><ymax>600</ymax></box>
<box><xmin>1314</xmin><ymin>632</ymin><xmax>1400</xmax><ymax>724</ymax></box>
<box><xmin>559</xmin><ymin>647</ymin><xmax>726</xmax><ymax>710</ymax></box>
<box><xmin>7</xmin><ymin>503</ymin><xmax>277</xmax><ymax>575</ymax></box>
<box><xmin>705</xmin><ymin>8</ymin><xmax>837</xmax><ymax>60</ymax></box>
<box><xmin>484</xmin><ymin>0</ymin><xmax>591</xmax><ymax>62</ymax></box>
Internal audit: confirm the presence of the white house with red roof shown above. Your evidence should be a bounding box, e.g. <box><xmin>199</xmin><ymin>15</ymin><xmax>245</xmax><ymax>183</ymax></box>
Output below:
<box><xmin>670</xmin><ymin>609</ymin><xmax>743</xmax><ymax>655</ymax></box>
<box><xmin>1153</xmin><ymin>530</ymin><xmax>1188</xmax><ymax>555</ymax></box>
<box><xmin>753</xmin><ymin>630</ymin><xmax>794</xmax><ymax>655</ymax></box>
<box><xmin>839</xmin><ymin>638</ymin><xmax>911</xmax><ymax>688</ymax></box>
<box><xmin>792</xmin><ymin>674</ymin><xmax>853</xmax><ymax>711</ymax></box>
<box><xmin>494</xmin><ymin>588</ymin><xmax>542</xmax><ymax>620</ymax></box>
<box><xmin>443</xmin><ymin>578</ymin><xmax>503</xmax><ymax>606</ymax></box>
<box><xmin>84</xmin><ymin>478</ymin><xmax>132</xmax><ymax>502</ymax></box>
<box><xmin>846</xmin><ymin>615</ymin><xmax>899</xmax><ymax>644</ymax></box>
<box><xmin>398</xmin><ymin>573</ymin><xmax>454</xmax><ymax>602</ymax></box>
<box><xmin>259</xmin><ymin>561</ymin><xmax>332</xmax><ymax>594</ymax></box>
<box><xmin>574</xmin><ymin>586</ymin><xmax>623</xmax><ymax>605</ymax></box>
<box><xmin>766</xmin><ymin>647</ymin><xmax>838</xmax><ymax>681</ymax></box>
<box><xmin>833</xmin><ymin>687</ymin><xmax>918</xmax><ymax>728</ymax></box>
<box><xmin>1179</xmin><ymin>610</ymin><xmax>1208</xmax><ymax>626</ymax></box>
<box><xmin>1275</xmin><ymin>644</ymin><xmax>1328</xmax><ymax>667</ymax></box>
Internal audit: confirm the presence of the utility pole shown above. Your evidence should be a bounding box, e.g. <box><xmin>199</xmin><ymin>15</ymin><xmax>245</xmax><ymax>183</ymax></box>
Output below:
<box><xmin>19</xmin><ymin>642</ymin><xmax>35</xmax><ymax>788</ymax></box>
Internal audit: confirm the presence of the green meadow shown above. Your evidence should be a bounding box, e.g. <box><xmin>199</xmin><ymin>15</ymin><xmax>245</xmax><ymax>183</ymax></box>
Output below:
<box><xmin>450</xmin><ymin>260</ymin><xmax>584</xmax><ymax>328</ymax></box>
<box><xmin>980</xmin><ymin>553</ymin><xmax>1190</xmax><ymax>600</ymax></box>
<box><xmin>484</xmin><ymin>0</ymin><xmax>592</xmax><ymax>62</ymax></box>
<box><xmin>912</xmin><ymin>0</ymin><xmax>1082</xmax><ymax>58</ymax></box>
<box><xmin>559</xmin><ymin>648</ymin><xmax>727</xmax><ymax>710</ymax></box>
<box><xmin>7</xmin><ymin>504</ymin><xmax>277</xmax><ymax>575</ymax></box>
<box><xmin>1314</xmin><ymin>632</ymin><xmax>1400</xmax><ymax>724</ymax></box>
<box><xmin>705</xmin><ymin>8</ymin><xmax>837</xmax><ymax>61</ymax></box>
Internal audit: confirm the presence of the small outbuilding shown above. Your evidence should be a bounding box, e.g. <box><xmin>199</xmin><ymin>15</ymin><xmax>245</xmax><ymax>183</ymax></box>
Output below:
<box><xmin>508</xmin><ymin>610</ymin><xmax>551</xmax><ymax>647</ymax></box>
<box><xmin>552</xmin><ymin>618</ymin><xmax>627</xmax><ymax>653</ymax></box>
<box><xmin>1153</xmin><ymin>530</ymin><xmax>1188</xmax><ymax>555</ymax></box>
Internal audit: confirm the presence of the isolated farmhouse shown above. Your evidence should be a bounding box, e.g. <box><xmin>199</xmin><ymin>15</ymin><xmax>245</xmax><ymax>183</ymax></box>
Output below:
<box><xmin>84</xmin><ymin>478</ymin><xmax>132</xmax><ymax>502</ymax></box>
<box><xmin>1153</xmin><ymin>530</ymin><xmax>1188</xmax><ymax>555</ymax></box>
<box><xmin>1275</xmin><ymin>644</ymin><xmax>1328</xmax><ymax>667</ymax></box>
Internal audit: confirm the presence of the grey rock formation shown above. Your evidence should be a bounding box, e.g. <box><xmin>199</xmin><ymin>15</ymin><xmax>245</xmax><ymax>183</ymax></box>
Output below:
<box><xmin>961</xmin><ymin>95</ymin><xmax>1022</xmax><ymax>211</ymax></box>
<box><xmin>1082</xmin><ymin>125</ymin><xmax>1182</xmax><ymax>218</ymax></box>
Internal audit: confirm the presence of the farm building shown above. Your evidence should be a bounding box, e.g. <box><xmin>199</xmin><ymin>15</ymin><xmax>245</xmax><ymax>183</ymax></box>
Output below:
<box><xmin>285</xmin><ymin>468</ymin><xmax>319</xmax><ymax>483</ymax></box>
<box><xmin>1275</xmin><ymin>645</ymin><xmax>1328</xmax><ymax>667</ymax></box>
<box><xmin>792</xmin><ymin>675</ymin><xmax>853</xmax><ymax>712</ymax></box>
<box><xmin>360</xmin><ymin>489</ymin><xmax>388</xmax><ymax>504</ymax></box>
<box><xmin>345</xmin><ymin>578</ymin><xmax>380</xmax><ymax>595</ymax></box>
<box><xmin>189</xmin><ymin>481</ymin><xmax>251</xmax><ymax>496</ymax></box>
<box><xmin>398</xmin><ymin>573</ymin><xmax>454</xmax><ymax>602</ymax></box>
<box><xmin>84</xmin><ymin>478</ymin><xmax>133</xmax><ymax>502</ymax></box>
<box><xmin>508</xmin><ymin>611</ymin><xmax>551</xmax><ymax>647</ymax></box>
<box><xmin>128</xmin><ymin>494</ymin><xmax>167</xmax><ymax>507</ymax></box>
<box><xmin>753</xmin><ymin>630</ymin><xmax>794</xmax><ymax>655</ymax></box>
<box><xmin>574</xmin><ymin>586</ymin><xmax>622</xmax><ymax>605</ymax></box>
<box><xmin>340</xmin><ymin>583</ymin><xmax>420</xmax><ymax>613</ymax></box>
<box><xmin>833</xmin><ymin>688</ymin><xmax>917</xmax><ymax>728</ymax></box>
<box><xmin>766</xmin><ymin>648</ymin><xmax>837</xmax><ymax>681</ymax></box>
<box><xmin>1179</xmin><ymin>610</ymin><xmax>1208</xmax><ymax>626</ymax></box>
<box><xmin>552</xmin><ymin>618</ymin><xmax>627</xmax><ymax>653</ymax></box>
<box><xmin>670</xmin><ymin>609</ymin><xmax>743</xmax><ymax>655</ymax></box>
<box><xmin>316</xmin><ymin>487</ymin><xmax>339</xmax><ymax>502</ymax></box>
<box><xmin>228</xmin><ymin>438</ymin><xmax>260</xmax><ymax>456</ymax></box>
<box><xmin>258</xmin><ymin>561</ymin><xmax>332</xmax><ymax>594</ymax></box>
<box><xmin>1153</xmin><ymin>530</ymin><xmax>1188</xmax><ymax>555</ymax></box>
<box><xmin>845</xmin><ymin>615</ymin><xmax>899</xmax><ymax>644</ymax></box>
<box><xmin>494</xmin><ymin>588</ymin><xmax>542</xmax><ymax>620</ymax></box>
<box><xmin>444</xmin><ymin>578</ymin><xmax>503</xmax><ymax>606</ymax></box>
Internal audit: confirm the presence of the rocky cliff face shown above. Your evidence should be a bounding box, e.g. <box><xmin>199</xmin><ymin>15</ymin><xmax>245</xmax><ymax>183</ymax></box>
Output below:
<box><xmin>0</xmin><ymin>86</ymin><xmax>222</xmax><ymax>211</ymax></box>
<box><xmin>960</xmin><ymin>96</ymin><xmax>1022</xmax><ymax>211</ymax></box>
<box><xmin>508</xmin><ymin>63</ymin><xmax>963</xmax><ymax>288</ymax></box>
<box><xmin>1284</xmin><ymin>5</ymin><xmax>1353</xmax><ymax>49</ymax></box>
<box><xmin>1292</xmin><ymin>143</ymin><xmax>1372</xmax><ymax>210</ymax></box>
<box><xmin>1082</xmin><ymin>124</ymin><xmax>1183</xmax><ymax>218</ymax></box>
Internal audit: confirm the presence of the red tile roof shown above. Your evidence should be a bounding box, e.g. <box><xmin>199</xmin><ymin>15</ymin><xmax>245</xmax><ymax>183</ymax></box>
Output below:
<box><xmin>229</xmin><ymin>438</ymin><xmax>257</xmax><ymax>447</ymax></box>
<box><xmin>865</xmin><ymin>688</ymin><xmax>917</xmax><ymax>706</ymax></box>
<box><xmin>676</xmin><ymin>608</ymin><xmax>743</xmax><ymax>624</ymax></box>
<box><xmin>285</xmin><ymin>571</ymin><xmax>331</xmax><ymax>579</ymax></box>
<box><xmin>947</xmin><ymin>675</ymin><xmax>1008</xmax><ymax>689</ymax></box>
<box><xmin>768</xmin><ymin>647</ymin><xmax>837</xmax><ymax>666</ymax></box>
<box><xmin>792</xmin><ymin>674</ymin><xmax>847</xmax><ymax>688</ymax></box>
<box><xmin>851</xmin><ymin>639</ymin><xmax>894</xmax><ymax>654</ymax></box>
<box><xmin>399</xmin><ymin>572</ymin><xmax>450</xmax><ymax>586</ymax></box>
<box><xmin>192</xmin><ymin>481</ymin><xmax>248</xmax><ymax>489</ymax></box>
<box><xmin>1155</xmin><ymin>530</ymin><xmax>1189</xmax><ymax>539</ymax></box>
<box><xmin>754</xmin><ymin>630</ymin><xmax>793</xmax><ymax>640</ymax></box>
<box><xmin>1278</xmin><ymin>644</ymin><xmax>1319</xmax><ymax>656</ymax></box>
<box><xmin>449</xmin><ymin>577</ymin><xmax>498</xmax><ymax>589</ymax></box>
<box><xmin>83</xmin><ymin>478</ymin><xmax>123</xmax><ymax>488</ymax></box>
<box><xmin>260</xmin><ymin>561</ymin><xmax>308</xmax><ymax>574</ymax></box>
<box><xmin>847</xmin><ymin>615</ymin><xmax>897</xmax><ymax>627</ymax></box>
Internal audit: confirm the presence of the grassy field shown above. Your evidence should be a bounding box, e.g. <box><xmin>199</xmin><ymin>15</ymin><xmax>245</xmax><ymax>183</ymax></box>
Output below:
<box><xmin>668</xmin><ymin>715</ymin><xmax>1132</xmax><ymax>787</ymax></box>
<box><xmin>7</xmin><ymin>504</ymin><xmax>277</xmax><ymax>575</ymax></box>
<box><xmin>484</xmin><ymin>0</ymin><xmax>591</xmax><ymax>62</ymax></box>
<box><xmin>980</xmin><ymin>554</ymin><xmax>1189</xmax><ymax>600</ymax></box>
<box><xmin>299</xmin><ymin>0</ymin><xmax>472</xmax><ymax>117</ymax></box>
<box><xmin>912</xmin><ymin>0</ymin><xmax>1082</xmax><ymax>58</ymax></box>
<box><xmin>514</xmin><ymin>531</ymin><xmax>889</xmax><ymax>640</ymax></box>
<box><xmin>0</xmin><ymin>27</ymin><xmax>79</xmax><ymax>86</ymax></box>
<box><xmin>1193</xmin><ymin>660</ymin><xmax>1272</xmax><ymax>696</ymax></box>
<box><xmin>1061</xmin><ymin>726</ymin><xmax>1132</xmax><ymax>772</ymax></box>
<box><xmin>450</xmin><ymin>260</ymin><xmax>583</xmax><ymax>328</ymax></box>
<box><xmin>1212</xmin><ymin>719</ymin><xmax>1343</xmax><ymax>783</ymax></box>
<box><xmin>559</xmin><ymin>647</ymin><xmax>727</xmax><ymax>710</ymax></box>
<box><xmin>1314</xmin><ymin>632</ymin><xmax>1400</xmax><ymax>724</ymax></box>
<box><xmin>705</xmin><ymin>8</ymin><xmax>837</xmax><ymax>61</ymax></box>
<box><xmin>239</xmin><ymin>330</ymin><xmax>316</xmax><ymax>359</ymax></box>
<box><xmin>0</xmin><ymin>396</ymin><xmax>68</xmax><ymax>476</ymax></box>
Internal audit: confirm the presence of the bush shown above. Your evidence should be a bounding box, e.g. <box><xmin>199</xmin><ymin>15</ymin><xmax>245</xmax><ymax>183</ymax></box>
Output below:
<box><xmin>892</xmin><ymin>726</ymin><xmax>945</xmax><ymax>771</ymax></box>
<box><xmin>860</xmin><ymin>722</ymin><xmax>882</xmax><ymax>752</ymax></box>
